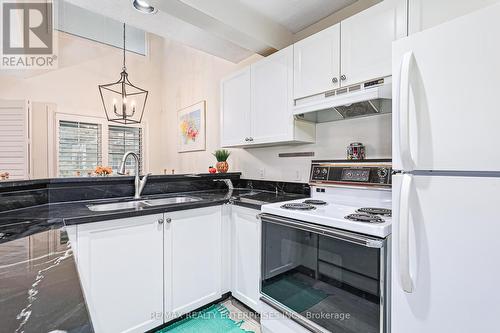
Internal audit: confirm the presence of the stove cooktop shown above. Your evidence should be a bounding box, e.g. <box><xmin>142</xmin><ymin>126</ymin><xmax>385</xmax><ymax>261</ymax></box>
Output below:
<box><xmin>262</xmin><ymin>192</ymin><xmax>392</xmax><ymax>238</ymax></box>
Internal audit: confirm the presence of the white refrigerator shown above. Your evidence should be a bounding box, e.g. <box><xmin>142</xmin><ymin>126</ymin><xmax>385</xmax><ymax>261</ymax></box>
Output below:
<box><xmin>391</xmin><ymin>3</ymin><xmax>500</xmax><ymax>333</ymax></box>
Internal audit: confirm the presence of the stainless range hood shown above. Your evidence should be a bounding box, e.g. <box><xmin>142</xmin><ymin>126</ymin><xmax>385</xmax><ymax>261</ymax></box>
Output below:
<box><xmin>293</xmin><ymin>77</ymin><xmax>392</xmax><ymax>123</ymax></box>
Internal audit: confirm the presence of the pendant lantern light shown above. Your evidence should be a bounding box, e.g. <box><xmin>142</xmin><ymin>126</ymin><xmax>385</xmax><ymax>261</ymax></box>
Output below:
<box><xmin>99</xmin><ymin>23</ymin><xmax>148</xmax><ymax>124</ymax></box>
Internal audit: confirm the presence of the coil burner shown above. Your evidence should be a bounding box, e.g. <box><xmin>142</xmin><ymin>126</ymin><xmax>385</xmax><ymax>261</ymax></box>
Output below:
<box><xmin>345</xmin><ymin>213</ymin><xmax>385</xmax><ymax>223</ymax></box>
<box><xmin>303</xmin><ymin>200</ymin><xmax>327</xmax><ymax>206</ymax></box>
<box><xmin>357</xmin><ymin>207</ymin><xmax>392</xmax><ymax>217</ymax></box>
<box><xmin>281</xmin><ymin>203</ymin><xmax>316</xmax><ymax>211</ymax></box>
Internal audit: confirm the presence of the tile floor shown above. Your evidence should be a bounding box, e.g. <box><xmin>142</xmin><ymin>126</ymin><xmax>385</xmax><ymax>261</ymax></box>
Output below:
<box><xmin>220</xmin><ymin>298</ymin><xmax>261</xmax><ymax>333</ymax></box>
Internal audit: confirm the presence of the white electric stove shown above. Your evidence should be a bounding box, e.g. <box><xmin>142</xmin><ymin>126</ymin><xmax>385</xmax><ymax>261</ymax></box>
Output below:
<box><xmin>262</xmin><ymin>159</ymin><xmax>392</xmax><ymax>238</ymax></box>
<box><xmin>260</xmin><ymin>159</ymin><xmax>392</xmax><ymax>333</ymax></box>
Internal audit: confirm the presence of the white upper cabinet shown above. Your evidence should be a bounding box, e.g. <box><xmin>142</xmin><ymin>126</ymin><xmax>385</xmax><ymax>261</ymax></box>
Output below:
<box><xmin>293</xmin><ymin>24</ymin><xmax>340</xmax><ymax>100</ymax></box>
<box><xmin>251</xmin><ymin>47</ymin><xmax>293</xmax><ymax>144</ymax></box>
<box><xmin>221</xmin><ymin>47</ymin><xmax>315</xmax><ymax>148</ymax></box>
<box><xmin>76</xmin><ymin>215</ymin><xmax>164</xmax><ymax>333</ymax></box>
<box><xmin>164</xmin><ymin>206</ymin><xmax>223</xmax><ymax>318</ymax></box>
<box><xmin>340</xmin><ymin>0</ymin><xmax>407</xmax><ymax>87</ymax></box>
<box><xmin>220</xmin><ymin>68</ymin><xmax>251</xmax><ymax>147</ymax></box>
<box><xmin>409</xmin><ymin>0</ymin><xmax>500</xmax><ymax>34</ymax></box>
<box><xmin>292</xmin><ymin>0</ymin><xmax>407</xmax><ymax>99</ymax></box>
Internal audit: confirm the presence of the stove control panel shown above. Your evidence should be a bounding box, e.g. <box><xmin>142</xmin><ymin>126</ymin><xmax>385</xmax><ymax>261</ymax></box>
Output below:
<box><xmin>312</xmin><ymin>166</ymin><xmax>329</xmax><ymax>180</ymax></box>
<box><xmin>310</xmin><ymin>160</ymin><xmax>392</xmax><ymax>188</ymax></box>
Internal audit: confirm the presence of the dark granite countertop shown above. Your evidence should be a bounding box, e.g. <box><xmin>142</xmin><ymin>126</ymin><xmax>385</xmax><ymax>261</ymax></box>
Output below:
<box><xmin>0</xmin><ymin>187</ymin><xmax>306</xmax><ymax>333</ymax></box>
<box><xmin>0</xmin><ymin>219</ymin><xmax>93</xmax><ymax>333</ymax></box>
<box><xmin>0</xmin><ymin>188</ymin><xmax>306</xmax><ymax>226</ymax></box>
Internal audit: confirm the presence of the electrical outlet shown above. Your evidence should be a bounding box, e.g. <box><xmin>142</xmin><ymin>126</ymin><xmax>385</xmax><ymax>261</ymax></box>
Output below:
<box><xmin>259</xmin><ymin>169</ymin><xmax>265</xmax><ymax>179</ymax></box>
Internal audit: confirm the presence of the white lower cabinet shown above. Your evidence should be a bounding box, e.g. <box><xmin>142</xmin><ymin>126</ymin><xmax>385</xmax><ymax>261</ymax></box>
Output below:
<box><xmin>230</xmin><ymin>206</ymin><xmax>261</xmax><ymax>312</ymax></box>
<box><xmin>76</xmin><ymin>214</ymin><xmax>164</xmax><ymax>333</ymax></box>
<box><xmin>73</xmin><ymin>204</ymin><xmax>263</xmax><ymax>332</ymax></box>
<box><xmin>164</xmin><ymin>206</ymin><xmax>223</xmax><ymax>319</ymax></box>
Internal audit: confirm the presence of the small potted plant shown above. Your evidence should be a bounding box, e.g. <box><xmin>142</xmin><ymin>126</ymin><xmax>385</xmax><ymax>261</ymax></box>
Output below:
<box><xmin>213</xmin><ymin>149</ymin><xmax>230</xmax><ymax>173</ymax></box>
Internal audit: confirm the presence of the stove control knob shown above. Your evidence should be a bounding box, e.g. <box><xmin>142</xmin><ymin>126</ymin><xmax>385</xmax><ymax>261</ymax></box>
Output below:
<box><xmin>377</xmin><ymin>168</ymin><xmax>388</xmax><ymax>182</ymax></box>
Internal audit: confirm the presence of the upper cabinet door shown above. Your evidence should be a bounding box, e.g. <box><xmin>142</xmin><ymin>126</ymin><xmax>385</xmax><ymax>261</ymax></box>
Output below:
<box><xmin>409</xmin><ymin>0</ymin><xmax>499</xmax><ymax>34</ymax></box>
<box><xmin>221</xmin><ymin>68</ymin><xmax>251</xmax><ymax>147</ymax></box>
<box><xmin>341</xmin><ymin>0</ymin><xmax>407</xmax><ymax>86</ymax></box>
<box><xmin>251</xmin><ymin>46</ymin><xmax>293</xmax><ymax>144</ymax></box>
<box><xmin>293</xmin><ymin>24</ymin><xmax>340</xmax><ymax>99</ymax></box>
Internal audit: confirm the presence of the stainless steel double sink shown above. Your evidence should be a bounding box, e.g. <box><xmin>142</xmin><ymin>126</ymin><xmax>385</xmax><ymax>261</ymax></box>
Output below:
<box><xmin>86</xmin><ymin>196</ymin><xmax>202</xmax><ymax>212</ymax></box>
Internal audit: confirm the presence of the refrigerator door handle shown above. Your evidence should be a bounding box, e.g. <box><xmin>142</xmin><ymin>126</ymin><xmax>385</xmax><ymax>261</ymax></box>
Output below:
<box><xmin>399</xmin><ymin>51</ymin><xmax>415</xmax><ymax>171</ymax></box>
<box><xmin>399</xmin><ymin>173</ymin><xmax>414</xmax><ymax>293</ymax></box>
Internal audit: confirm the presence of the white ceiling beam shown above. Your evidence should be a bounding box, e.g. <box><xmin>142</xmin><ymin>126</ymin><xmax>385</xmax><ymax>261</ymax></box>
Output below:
<box><xmin>62</xmin><ymin>0</ymin><xmax>255</xmax><ymax>63</ymax></box>
<box><xmin>150</xmin><ymin>0</ymin><xmax>294</xmax><ymax>55</ymax></box>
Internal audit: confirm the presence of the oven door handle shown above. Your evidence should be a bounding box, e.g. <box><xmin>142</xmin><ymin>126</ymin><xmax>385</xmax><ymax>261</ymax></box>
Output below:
<box><xmin>258</xmin><ymin>213</ymin><xmax>384</xmax><ymax>248</ymax></box>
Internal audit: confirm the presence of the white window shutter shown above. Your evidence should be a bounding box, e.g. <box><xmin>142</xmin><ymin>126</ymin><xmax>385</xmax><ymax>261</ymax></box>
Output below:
<box><xmin>58</xmin><ymin>120</ymin><xmax>102</xmax><ymax>177</ymax></box>
<box><xmin>0</xmin><ymin>100</ymin><xmax>30</xmax><ymax>180</ymax></box>
<box><xmin>108</xmin><ymin>125</ymin><xmax>143</xmax><ymax>175</ymax></box>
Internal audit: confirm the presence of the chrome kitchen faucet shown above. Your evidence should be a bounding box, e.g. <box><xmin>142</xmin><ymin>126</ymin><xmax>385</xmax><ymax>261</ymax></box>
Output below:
<box><xmin>117</xmin><ymin>151</ymin><xmax>151</xmax><ymax>199</ymax></box>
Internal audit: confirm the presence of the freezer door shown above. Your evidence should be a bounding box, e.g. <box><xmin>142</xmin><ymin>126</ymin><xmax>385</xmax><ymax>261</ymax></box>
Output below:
<box><xmin>392</xmin><ymin>2</ymin><xmax>500</xmax><ymax>172</ymax></box>
<box><xmin>392</xmin><ymin>174</ymin><xmax>500</xmax><ymax>332</ymax></box>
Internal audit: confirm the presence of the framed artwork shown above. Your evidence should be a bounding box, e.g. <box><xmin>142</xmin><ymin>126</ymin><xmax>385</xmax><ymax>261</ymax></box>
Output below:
<box><xmin>177</xmin><ymin>101</ymin><xmax>206</xmax><ymax>152</ymax></box>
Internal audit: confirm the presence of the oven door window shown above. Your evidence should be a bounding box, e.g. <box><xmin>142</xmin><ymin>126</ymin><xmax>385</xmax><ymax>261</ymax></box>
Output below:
<box><xmin>261</xmin><ymin>221</ymin><xmax>382</xmax><ymax>333</ymax></box>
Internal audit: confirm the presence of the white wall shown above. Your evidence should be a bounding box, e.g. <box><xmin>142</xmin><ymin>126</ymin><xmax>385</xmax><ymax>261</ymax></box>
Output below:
<box><xmin>160</xmin><ymin>39</ymin><xmax>391</xmax><ymax>183</ymax></box>
<box><xmin>0</xmin><ymin>32</ymin><xmax>165</xmax><ymax>177</ymax></box>
<box><xmin>234</xmin><ymin>115</ymin><xmax>391</xmax><ymax>183</ymax></box>
<box><xmin>0</xmin><ymin>30</ymin><xmax>392</xmax><ymax>182</ymax></box>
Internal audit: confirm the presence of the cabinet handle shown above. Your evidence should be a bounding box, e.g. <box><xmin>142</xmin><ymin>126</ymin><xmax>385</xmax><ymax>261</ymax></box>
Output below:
<box><xmin>332</xmin><ymin>77</ymin><xmax>338</xmax><ymax>84</ymax></box>
<box><xmin>157</xmin><ymin>218</ymin><xmax>164</xmax><ymax>224</ymax></box>
<box><xmin>165</xmin><ymin>218</ymin><xmax>172</xmax><ymax>223</ymax></box>
<box><xmin>340</xmin><ymin>75</ymin><xmax>347</xmax><ymax>81</ymax></box>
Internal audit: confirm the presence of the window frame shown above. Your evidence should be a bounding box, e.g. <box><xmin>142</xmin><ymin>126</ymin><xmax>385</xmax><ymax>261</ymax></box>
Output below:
<box><xmin>54</xmin><ymin>113</ymin><xmax>146</xmax><ymax>177</ymax></box>
<box><xmin>108</xmin><ymin>123</ymin><xmax>144</xmax><ymax>175</ymax></box>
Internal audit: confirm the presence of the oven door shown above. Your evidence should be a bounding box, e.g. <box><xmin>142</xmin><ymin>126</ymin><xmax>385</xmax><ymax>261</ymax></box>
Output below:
<box><xmin>260</xmin><ymin>213</ymin><xmax>388</xmax><ymax>333</ymax></box>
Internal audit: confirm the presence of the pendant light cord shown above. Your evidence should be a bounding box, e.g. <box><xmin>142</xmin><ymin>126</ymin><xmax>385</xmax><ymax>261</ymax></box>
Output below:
<box><xmin>122</xmin><ymin>22</ymin><xmax>126</xmax><ymax>71</ymax></box>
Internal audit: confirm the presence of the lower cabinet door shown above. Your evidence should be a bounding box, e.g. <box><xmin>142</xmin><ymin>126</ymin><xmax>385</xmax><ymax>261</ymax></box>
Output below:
<box><xmin>76</xmin><ymin>214</ymin><xmax>164</xmax><ymax>333</ymax></box>
<box><xmin>231</xmin><ymin>206</ymin><xmax>261</xmax><ymax>312</ymax></box>
<box><xmin>164</xmin><ymin>206</ymin><xmax>222</xmax><ymax>319</ymax></box>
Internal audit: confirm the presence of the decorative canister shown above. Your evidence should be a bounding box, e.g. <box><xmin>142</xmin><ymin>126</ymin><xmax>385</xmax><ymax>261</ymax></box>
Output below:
<box><xmin>216</xmin><ymin>161</ymin><xmax>229</xmax><ymax>173</ymax></box>
<box><xmin>347</xmin><ymin>142</ymin><xmax>366</xmax><ymax>160</ymax></box>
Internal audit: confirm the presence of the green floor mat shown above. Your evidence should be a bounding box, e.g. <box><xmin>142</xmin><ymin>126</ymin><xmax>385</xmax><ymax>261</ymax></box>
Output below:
<box><xmin>156</xmin><ymin>304</ymin><xmax>254</xmax><ymax>333</ymax></box>
<box><xmin>262</xmin><ymin>275</ymin><xmax>328</xmax><ymax>313</ymax></box>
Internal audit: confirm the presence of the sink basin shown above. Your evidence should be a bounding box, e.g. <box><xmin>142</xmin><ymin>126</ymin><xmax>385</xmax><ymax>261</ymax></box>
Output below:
<box><xmin>145</xmin><ymin>196</ymin><xmax>202</xmax><ymax>206</ymax></box>
<box><xmin>87</xmin><ymin>201</ymin><xmax>149</xmax><ymax>212</ymax></box>
<box><xmin>86</xmin><ymin>196</ymin><xmax>203</xmax><ymax>212</ymax></box>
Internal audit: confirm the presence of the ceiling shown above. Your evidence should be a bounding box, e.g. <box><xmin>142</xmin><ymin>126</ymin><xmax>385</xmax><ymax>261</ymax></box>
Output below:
<box><xmin>237</xmin><ymin>0</ymin><xmax>358</xmax><ymax>33</ymax></box>
<box><xmin>61</xmin><ymin>0</ymin><xmax>369</xmax><ymax>63</ymax></box>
